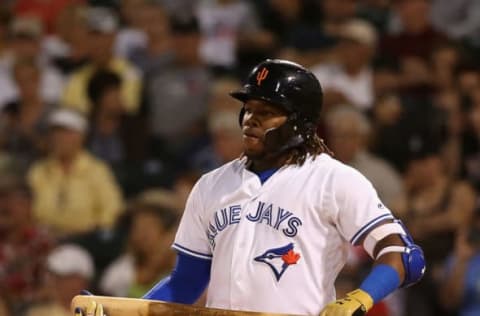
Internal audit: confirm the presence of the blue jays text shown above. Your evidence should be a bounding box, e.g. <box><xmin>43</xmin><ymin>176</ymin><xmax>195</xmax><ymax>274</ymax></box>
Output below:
<box><xmin>207</xmin><ymin>201</ymin><xmax>303</xmax><ymax>249</ymax></box>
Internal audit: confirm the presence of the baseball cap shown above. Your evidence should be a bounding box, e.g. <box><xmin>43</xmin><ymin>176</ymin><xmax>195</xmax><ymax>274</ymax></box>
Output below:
<box><xmin>86</xmin><ymin>7</ymin><xmax>118</xmax><ymax>34</ymax></box>
<box><xmin>339</xmin><ymin>19</ymin><xmax>377</xmax><ymax>47</ymax></box>
<box><xmin>47</xmin><ymin>244</ymin><xmax>94</xmax><ymax>279</ymax></box>
<box><xmin>48</xmin><ymin>108</ymin><xmax>88</xmax><ymax>133</ymax></box>
<box><xmin>10</xmin><ymin>16</ymin><xmax>43</xmax><ymax>39</ymax></box>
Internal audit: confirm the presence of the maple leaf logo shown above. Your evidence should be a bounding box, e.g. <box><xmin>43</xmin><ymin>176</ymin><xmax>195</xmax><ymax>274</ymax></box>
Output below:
<box><xmin>282</xmin><ymin>249</ymin><xmax>301</xmax><ymax>265</ymax></box>
<box><xmin>254</xmin><ymin>243</ymin><xmax>301</xmax><ymax>281</ymax></box>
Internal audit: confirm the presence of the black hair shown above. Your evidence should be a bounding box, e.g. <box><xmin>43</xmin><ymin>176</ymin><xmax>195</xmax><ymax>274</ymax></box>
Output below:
<box><xmin>286</xmin><ymin>129</ymin><xmax>333</xmax><ymax>166</ymax></box>
<box><xmin>87</xmin><ymin>69</ymin><xmax>122</xmax><ymax>106</ymax></box>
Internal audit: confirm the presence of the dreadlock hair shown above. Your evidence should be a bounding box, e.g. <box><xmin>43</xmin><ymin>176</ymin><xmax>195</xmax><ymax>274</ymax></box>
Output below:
<box><xmin>285</xmin><ymin>128</ymin><xmax>333</xmax><ymax>166</ymax></box>
<box><xmin>242</xmin><ymin>125</ymin><xmax>333</xmax><ymax>167</ymax></box>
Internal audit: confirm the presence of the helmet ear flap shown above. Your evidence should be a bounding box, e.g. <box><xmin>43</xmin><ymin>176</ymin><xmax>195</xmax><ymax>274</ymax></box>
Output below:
<box><xmin>238</xmin><ymin>106</ymin><xmax>245</xmax><ymax>126</ymax></box>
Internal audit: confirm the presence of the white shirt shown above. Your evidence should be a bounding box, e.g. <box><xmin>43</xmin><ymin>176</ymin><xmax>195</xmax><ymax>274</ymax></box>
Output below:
<box><xmin>196</xmin><ymin>0</ymin><xmax>258</xmax><ymax>67</ymax></box>
<box><xmin>173</xmin><ymin>154</ymin><xmax>393</xmax><ymax>315</ymax></box>
<box><xmin>312</xmin><ymin>63</ymin><xmax>373</xmax><ymax>111</ymax></box>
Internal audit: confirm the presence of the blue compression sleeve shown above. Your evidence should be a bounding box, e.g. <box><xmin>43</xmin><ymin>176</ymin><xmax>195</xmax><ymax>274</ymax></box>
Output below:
<box><xmin>142</xmin><ymin>252</ymin><xmax>211</xmax><ymax>303</ymax></box>
<box><xmin>359</xmin><ymin>264</ymin><xmax>401</xmax><ymax>303</ymax></box>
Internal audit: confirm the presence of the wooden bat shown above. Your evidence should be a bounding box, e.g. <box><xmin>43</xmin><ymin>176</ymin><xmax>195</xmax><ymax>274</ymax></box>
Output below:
<box><xmin>71</xmin><ymin>295</ymin><xmax>301</xmax><ymax>316</ymax></box>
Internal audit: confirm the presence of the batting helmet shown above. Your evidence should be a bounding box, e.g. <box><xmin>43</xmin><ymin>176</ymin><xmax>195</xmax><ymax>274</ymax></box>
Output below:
<box><xmin>230</xmin><ymin>59</ymin><xmax>323</xmax><ymax>154</ymax></box>
<box><xmin>230</xmin><ymin>59</ymin><xmax>323</xmax><ymax>124</ymax></box>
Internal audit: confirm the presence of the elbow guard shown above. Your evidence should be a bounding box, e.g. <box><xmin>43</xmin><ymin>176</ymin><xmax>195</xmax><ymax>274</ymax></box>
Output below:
<box><xmin>374</xmin><ymin>221</ymin><xmax>426</xmax><ymax>288</ymax></box>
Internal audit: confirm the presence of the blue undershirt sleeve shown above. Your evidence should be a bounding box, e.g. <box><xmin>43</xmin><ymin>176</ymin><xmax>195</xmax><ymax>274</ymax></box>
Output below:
<box><xmin>142</xmin><ymin>251</ymin><xmax>211</xmax><ymax>304</ymax></box>
<box><xmin>359</xmin><ymin>264</ymin><xmax>401</xmax><ymax>303</ymax></box>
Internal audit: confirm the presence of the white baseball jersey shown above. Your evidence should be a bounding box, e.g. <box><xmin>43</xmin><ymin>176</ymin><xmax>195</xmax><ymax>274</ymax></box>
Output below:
<box><xmin>173</xmin><ymin>153</ymin><xmax>393</xmax><ymax>315</ymax></box>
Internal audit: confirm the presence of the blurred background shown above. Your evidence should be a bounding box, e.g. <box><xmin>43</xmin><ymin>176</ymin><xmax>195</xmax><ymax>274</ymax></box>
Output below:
<box><xmin>0</xmin><ymin>0</ymin><xmax>479</xmax><ymax>315</ymax></box>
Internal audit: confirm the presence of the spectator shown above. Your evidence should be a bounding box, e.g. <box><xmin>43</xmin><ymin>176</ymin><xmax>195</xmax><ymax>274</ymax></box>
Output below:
<box><xmin>43</xmin><ymin>3</ymin><xmax>90</xmax><ymax>76</ymax></box>
<box><xmin>243</xmin><ymin>0</ymin><xmax>324</xmax><ymax>73</ymax></box>
<box><xmin>431</xmin><ymin>0</ymin><xmax>480</xmax><ymax>48</ymax></box>
<box><xmin>61</xmin><ymin>6</ymin><xmax>142</xmax><ymax>114</ymax></box>
<box><xmin>114</xmin><ymin>0</ymin><xmax>148</xmax><ymax>59</ymax></box>
<box><xmin>86</xmin><ymin>69</ymin><xmax>147</xmax><ymax>166</ymax></box>
<box><xmin>0</xmin><ymin>176</ymin><xmax>54</xmax><ymax>315</ymax></box>
<box><xmin>144</xmin><ymin>16</ymin><xmax>210</xmax><ymax>161</ymax></box>
<box><xmin>196</xmin><ymin>0</ymin><xmax>273</xmax><ymax>75</ymax></box>
<box><xmin>402</xmin><ymin>134</ymin><xmax>476</xmax><ymax>315</ymax></box>
<box><xmin>189</xmin><ymin>78</ymin><xmax>243</xmax><ymax>172</ymax></box>
<box><xmin>13</xmin><ymin>0</ymin><xmax>84</xmax><ymax>34</ymax></box>
<box><xmin>99</xmin><ymin>202</ymin><xmax>178</xmax><ymax>298</ymax></box>
<box><xmin>325</xmin><ymin>105</ymin><xmax>406</xmax><ymax>215</ymax></box>
<box><xmin>25</xmin><ymin>244</ymin><xmax>94</xmax><ymax>316</ymax></box>
<box><xmin>191</xmin><ymin>109</ymin><xmax>243</xmax><ymax>173</ymax></box>
<box><xmin>0</xmin><ymin>16</ymin><xmax>64</xmax><ymax>108</ymax></box>
<box><xmin>0</xmin><ymin>59</ymin><xmax>57</xmax><ymax>172</ymax></box>
<box><xmin>376</xmin><ymin>0</ymin><xmax>448</xmax><ymax>97</ymax></box>
<box><xmin>312</xmin><ymin>19</ymin><xmax>378</xmax><ymax>111</ymax></box>
<box><xmin>320</xmin><ymin>0</ymin><xmax>359</xmax><ymax>35</ymax></box>
<box><xmin>27</xmin><ymin>108</ymin><xmax>123</xmax><ymax>237</ymax></box>
<box><xmin>440</xmin><ymin>208</ymin><xmax>480</xmax><ymax>316</ymax></box>
<box><xmin>128</xmin><ymin>2</ymin><xmax>172</xmax><ymax>74</ymax></box>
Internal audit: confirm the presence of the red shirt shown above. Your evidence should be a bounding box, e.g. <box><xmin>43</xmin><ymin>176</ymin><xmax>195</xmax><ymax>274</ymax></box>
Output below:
<box><xmin>14</xmin><ymin>0</ymin><xmax>85</xmax><ymax>34</ymax></box>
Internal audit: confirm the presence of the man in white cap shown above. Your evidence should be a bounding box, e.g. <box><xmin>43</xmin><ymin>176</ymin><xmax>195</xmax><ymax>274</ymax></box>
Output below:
<box><xmin>25</xmin><ymin>244</ymin><xmax>94</xmax><ymax>316</ymax></box>
<box><xmin>27</xmin><ymin>108</ymin><xmax>123</xmax><ymax>238</ymax></box>
<box><xmin>312</xmin><ymin>19</ymin><xmax>378</xmax><ymax>111</ymax></box>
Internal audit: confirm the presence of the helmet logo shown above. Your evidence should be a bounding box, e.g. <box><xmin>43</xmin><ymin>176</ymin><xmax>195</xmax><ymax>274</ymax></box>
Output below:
<box><xmin>256</xmin><ymin>67</ymin><xmax>269</xmax><ymax>86</ymax></box>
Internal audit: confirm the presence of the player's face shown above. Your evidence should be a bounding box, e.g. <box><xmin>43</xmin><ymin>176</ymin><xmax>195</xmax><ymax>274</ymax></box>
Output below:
<box><xmin>241</xmin><ymin>99</ymin><xmax>288</xmax><ymax>158</ymax></box>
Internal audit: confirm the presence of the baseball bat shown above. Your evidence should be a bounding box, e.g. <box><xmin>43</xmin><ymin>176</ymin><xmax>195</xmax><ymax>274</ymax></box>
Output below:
<box><xmin>71</xmin><ymin>295</ymin><xmax>301</xmax><ymax>316</ymax></box>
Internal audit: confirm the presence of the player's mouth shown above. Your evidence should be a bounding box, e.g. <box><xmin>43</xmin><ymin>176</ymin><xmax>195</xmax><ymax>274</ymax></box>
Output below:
<box><xmin>242</xmin><ymin>129</ymin><xmax>262</xmax><ymax>141</ymax></box>
<box><xmin>243</xmin><ymin>128</ymin><xmax>262</xmax><ymax>138</ymax></box>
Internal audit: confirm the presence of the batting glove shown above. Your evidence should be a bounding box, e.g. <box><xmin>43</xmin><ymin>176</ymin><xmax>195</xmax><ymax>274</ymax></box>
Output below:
<box><xmin>74</xmin><ymin>301</ymin><xmax>105</xmax><ymax>316</ymax></box>
<box><xmin>319</xmin><ymin>289</ymin><xmax>374</xmax><ymax>316</ymax></box>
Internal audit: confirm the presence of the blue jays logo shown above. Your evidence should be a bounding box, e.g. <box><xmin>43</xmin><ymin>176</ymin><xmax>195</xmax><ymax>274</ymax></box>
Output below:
<box><xmin>254</xmin><ymin>243</ymin><xmax>301</xmax><ymax>281</ymax></box>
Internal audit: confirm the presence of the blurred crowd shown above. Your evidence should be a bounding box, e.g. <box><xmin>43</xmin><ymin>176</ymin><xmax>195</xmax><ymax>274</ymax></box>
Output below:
<box><xmin>0</xmin><ymin>0</ymin><xmax>479</xmax><ymax>315</ymax></box>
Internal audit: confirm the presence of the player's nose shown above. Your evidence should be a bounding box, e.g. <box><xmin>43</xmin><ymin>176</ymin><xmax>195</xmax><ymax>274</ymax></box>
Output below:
<box><xmin>242</xmin><ymin>111</ymin><xmax>260</xmax><ymax>128</ymax></box>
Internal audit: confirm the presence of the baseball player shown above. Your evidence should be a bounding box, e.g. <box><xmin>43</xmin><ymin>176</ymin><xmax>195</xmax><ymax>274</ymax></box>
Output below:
<box><xmin>79</xmin><ymin>59</ymin><xmax>425</xmax><ymax>316</ymax></box>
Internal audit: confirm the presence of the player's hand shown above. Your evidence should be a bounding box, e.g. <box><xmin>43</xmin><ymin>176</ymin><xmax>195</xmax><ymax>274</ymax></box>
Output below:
<box><xmin>319</xmin><ymin>289</ymin><xmax>373</xmax><ymax>316</ymax></box>
<box><xmin>74</xmin><ymin>301</ymin><xmax>106</xmax><ymax>316</ymax></box>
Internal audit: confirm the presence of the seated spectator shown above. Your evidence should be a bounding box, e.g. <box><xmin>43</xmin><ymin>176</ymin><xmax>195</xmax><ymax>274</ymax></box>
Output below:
<box><xmin>25</xmin><ymin>244</ymin><xmax>94</xmax><ymax>316</ymax></box>
<box><xmin>114</xmin><ymin>0</ymin><xmax>148</xmax><ymax>59</ymax></box>
<box><xmin>99</xmin><ymin>202</ymin><xmax>178</xmax><ymax>298</ymax></box>
<box><xmin>190</xmin><ymin>109</ymin><xmax>243</xmax><ymax>173</ymax></box>
<box><xmin>43</xmin><ymin>3</ymin><xmax>90</xmax><ymax>76</ymax></box>
<box><xmin>61</xmin><ymin>7</ymin><xmax>142</xmax><ymax>114</ymax></box>
<box><xmin>440</xmin><ymin>207</ymin><xmax>480</xmax><ymax>316</ymax></box>
<box><xmin>86</xmin><ymin>69</ymin><xmax>147</xmax><ymax>166</ymax></box>
<box><xmin>376</xmin><ymin>0</ymin><xmax>448</xmax><ymax>98</ymax></box>
<box><xmin>27</xmin><ymin>108</ymin><xmax>123</xmax><ymax>237</ymax></box>
<box><xmin>128</xmin><ymin>2</ymin><xmax>172</xmax><ymax>74</ymax></box>
<box><xmin>431</xmin><ymin>0</ymin><xmax>480</xmax><ymax>48</ymax></box>
<box><xmin>325</xmin><ymin>105</ymin><xmax>406</xmax><ymax>215</ymax></box>
<box><xmin>196</xmin><ymin>0</ymin><xmax>273</xmax><ymax>75</ymax></box>
<box><xmin>0</xmin><ymin>16</ymin><xmax>64</xmax><ymax>108</ymax></box>
<box><xmin>145</xmin><ymin>16</ymin><xmax>211</xmax><ymax>160</ymax></box>
<box><xmin>312</xmin><ymin>19</ymin><xmax>377</xmax><ymax>111</ymax></box>
<box><xmin>0</xmin><ymin>176</ymin><xmax>54</xmax><ymax>315</ymax></box>
<box><xmin>13</xmin><ymin>0</ymin><xmax>83</xmax><ymax>34</ymax></box>
<box><xmin>402</xmin><ymin>134</ymin><xmax>476</xmax><ymax>316</ymax></box>
<box><xmin>0</xmin><ymin>59</ymin><xmax>57</xmax><ymax>172</ymax></box>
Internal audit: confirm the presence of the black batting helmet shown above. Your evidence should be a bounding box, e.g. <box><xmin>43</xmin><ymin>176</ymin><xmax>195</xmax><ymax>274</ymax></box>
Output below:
<box><xmin>230</xmin><ymin>59</ymin><xmax>323</xmax><ymax>124</ymax></box>
<box><xmin>230</xmin><ymin>59</ymin><xmax>323</xmax><ymax>154</ymax></box>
